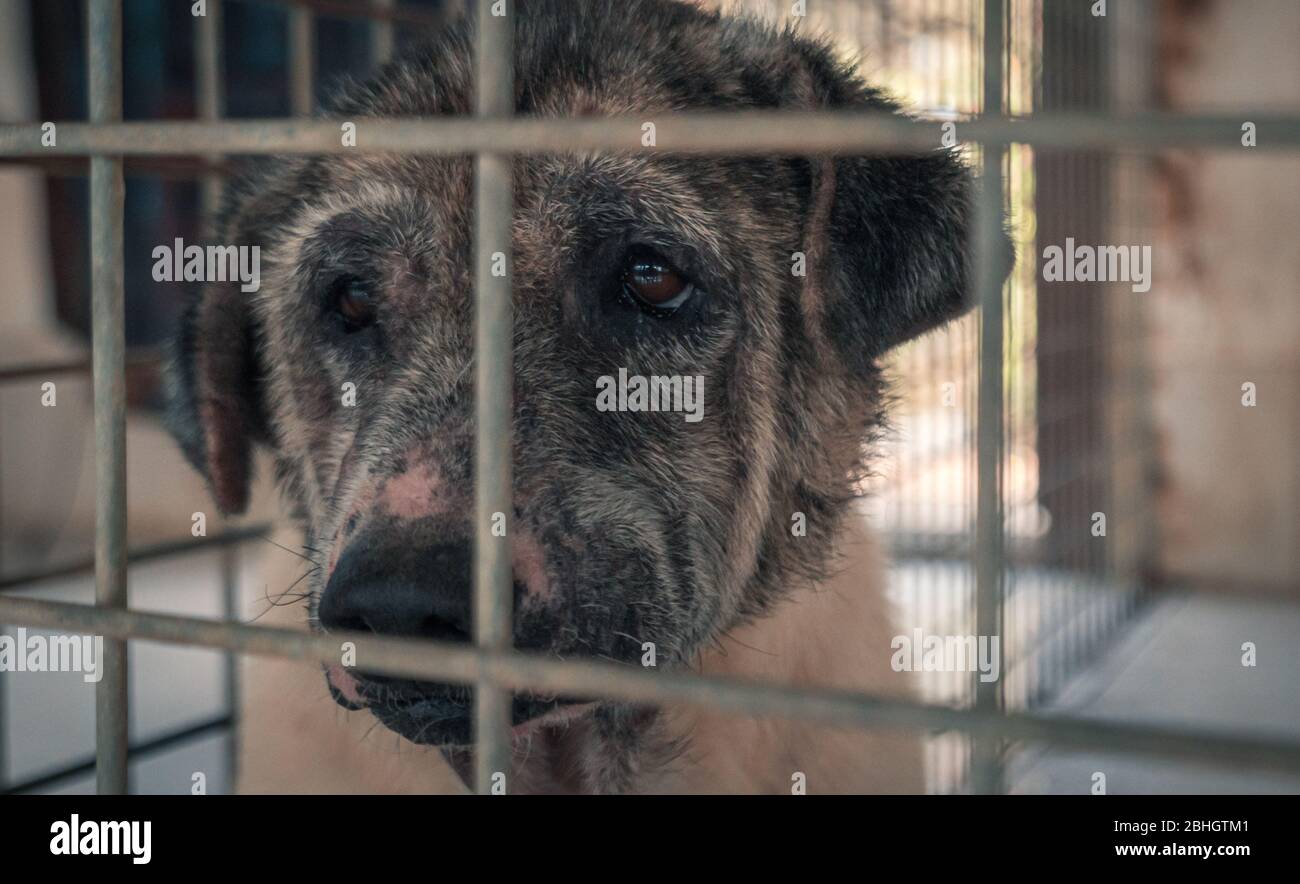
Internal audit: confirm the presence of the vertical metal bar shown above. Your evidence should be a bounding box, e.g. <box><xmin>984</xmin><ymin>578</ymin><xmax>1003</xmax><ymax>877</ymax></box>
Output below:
<box><xmin>371</xmin><ymin>0</ymin><xmax>395</xmax><ymax>66</ymax></box>
<box><xmin>195</xmin><ymin>0</ymin><xmax>224</xmax><ymax>216</ymax></box>
<box><xmin>219</xmin><ymin>543</ymin><xmax>239</xmax><ymax>789</ymax></box>
<box><xmin>473</xmin><ymin>0</ymin><xmax>513</xmax><ymax>795</ymax></box>
<box><xmin>0</xmin><ymin>393</ymin><xmax>7</xmax><ymax>789</ymax></box>
<box><xmin>0</xmin><ymin>662</ymin><xmax>6</xmax><ymax>791</ymax></box>
<box><xmin>288</xmin><ymin>6</ymin><xmax>314</xmax><ymax>117</ymax></box>
<box><xmin>88</xmin><ymin>0</ymin><xmax>129</xmax><ymax>796</ymax></box>
<box><xmin>971</xmin><ymin>0</ymin><xmax>1005</xmax><ymax>796</ymax></box>
<box><xmin>195</xmin><ymin>0</ymin><xmax>240</xmax><ymax>792</ymax></box>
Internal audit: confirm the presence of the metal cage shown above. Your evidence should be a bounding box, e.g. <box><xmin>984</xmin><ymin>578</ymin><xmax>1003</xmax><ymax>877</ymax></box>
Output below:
<box><xmin>1</xmin><ymin>0</ymin><xmax>1300</xmax><ymax>796</ymax></box>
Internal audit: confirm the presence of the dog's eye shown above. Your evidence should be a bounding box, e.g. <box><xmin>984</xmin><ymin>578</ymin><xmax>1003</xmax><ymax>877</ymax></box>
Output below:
<box><xmin>621</xmin><ymin>250</ymin><xmax>695</xmax><ymax>316</ymax></box>
<box><xmin>330</xmin><ymin>277</ymin><xmax>377</xmax><ymax>332</ymax></box>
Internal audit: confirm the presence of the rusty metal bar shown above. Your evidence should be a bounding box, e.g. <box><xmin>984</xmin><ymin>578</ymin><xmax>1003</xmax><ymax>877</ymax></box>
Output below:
<box><xmin>971</xmin><ymin>0</ymin><xmax>1006</xmax><ymax>796</ymax></box>
<box><xmin>288</xmin><ymin>5</ymin><xmax>315</xmax><ymax>117</ymax></box>
<box><xmin>472</xmin><ymin>0</ymin><xmax>513</xmax><ymax>797</ymax></box>
<box><xmin>3</xmin><ymin>112</ymin><xmax>1299</xmax><ymax>157</ymax></box>
<box><xmin>87</xmin><ymin>0</ymin><xmax>129</xmax><ymax>797</ymax></box>
<box><xmin>2</xmin><ymin>594</ymin><xmax>1300</xmax><ymax>778</ymax></box>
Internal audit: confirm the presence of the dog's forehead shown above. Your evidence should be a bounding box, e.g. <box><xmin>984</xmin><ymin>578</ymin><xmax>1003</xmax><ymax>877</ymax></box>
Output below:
<box><xmin>329</xmin><ymin>0</ymin><xmax>788</xmax><ymax>121</ymax></box>
<box><xmin>285</xmin><ymin>0</ymin><xmax>810</xmax><ymax>262</ymax></box>
<box><xmin>291</xmin><ymin>149</ymin><xmax>757</xmax><ymax>286</ymax></box>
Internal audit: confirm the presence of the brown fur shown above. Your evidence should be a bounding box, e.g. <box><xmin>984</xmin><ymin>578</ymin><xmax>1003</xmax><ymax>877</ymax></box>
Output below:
<box><xmin>239</xmin><ymin>520</ymin><xmax>919</xmax><ymax>794</ymax></box>
<box><xmin>168</xmin><ymin>0</ymin><xmax>1007</xmax><ymax>793</ymax></box>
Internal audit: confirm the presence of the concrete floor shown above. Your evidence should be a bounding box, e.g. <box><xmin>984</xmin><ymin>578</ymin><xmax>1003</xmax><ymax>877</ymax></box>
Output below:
<box><xmin>1008</xmin><ymin>592</ymin><xmax>1300</xmax><ymax>794</ymax></box>
<box><xmin>3</xmin><ymin>553</ymin><xmax>1298</xmax><ymax>794</ymax></box>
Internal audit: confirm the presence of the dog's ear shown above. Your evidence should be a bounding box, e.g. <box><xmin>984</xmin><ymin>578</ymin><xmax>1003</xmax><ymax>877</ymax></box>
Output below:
<box><xmin>165</xmin><ymin>159</ymin><xmax>308</xmax><ymax>514</ymax></box>
<box><xmin>165</xmin><ymin>278</ymin><xmax>265</xmax><ymax>515</ymax></box>
<box><xmin>785</xmin><ymin>39</ymin><xmax>1014</xmax><ymax>376</ymax></box>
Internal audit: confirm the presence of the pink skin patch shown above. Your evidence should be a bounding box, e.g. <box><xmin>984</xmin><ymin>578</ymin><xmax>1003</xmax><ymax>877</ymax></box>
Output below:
<box><xmin>326</xmin><ymin>455</ymin><xmax>455</xmax><ymax>578</ymax></box>
<box><xmin>326</xmin><ymin>664</ymin><xmax>365</xmax><ymax>706</ymax></box>
<box><xmin>325</xmin><ymin>454</ymin><xmax>555</xmax><ymax>602</ymax></box>
<box><xmin>375</xmin><ymin>461</ymin><xmax>454</xmax><ymax>520</ymax></box>
<box><xmin>510</xmin><ymin>529</ymin><xmax>553</xmax><ymax>601</ymax></box>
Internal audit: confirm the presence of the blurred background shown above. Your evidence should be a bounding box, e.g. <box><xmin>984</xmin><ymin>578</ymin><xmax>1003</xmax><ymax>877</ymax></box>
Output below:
<box><xmin>0</xmin><ymin>0</ymin><xmax>1297</xmax><ymax>794</ymax></box>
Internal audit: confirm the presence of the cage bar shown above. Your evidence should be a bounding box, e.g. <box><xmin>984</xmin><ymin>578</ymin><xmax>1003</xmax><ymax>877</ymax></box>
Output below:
<box><xmin>370</xmin><ymin>0</ymin><xmax>395</xmax><ymax>65</ymax></box>
<box><xmin>288</xmin><ymin>5</ymin><xmax>315</xmax><ymax>116</ymax></box>
<box><xmin>3</xmin><ymin>111</ymin><xmax>1299</xmax><ymax>158</ymax></box>
<box><xmin>5</xmin><ymin>713</ymin><xmax>231</xmax><ymax>796</ymax></box>
<box><xmin>194</xmin><ymin>0</ymin><xmax>241</xmax><ymax>792</ymax></box>
<box><xmin>1</xmin><ymin>592</ymin><xmax>1300</xmax><ymax>778</ymax></box>
<box><xmin>0</xmin><ymin>350</ymin><xmax>159</xmax><ymax>383</ymax></box>
<box><xmin>0</xmin><ymin>0</ymin><xmax>1294</xmax><ymax>798</ymax></box>
<box><xmin>195</xmin><ymin>0</ymin><xmax>225</xmax><ymax>215</ymax></box>
<box><xmin>472</xmin><ymin>0</ymin><xmax>514</xmax><ymax>796</ymax></box>
<box><xmin>87</xmin><ymin>0</ymin><xmax>129</xmax><ymax>797</ymax></box>
<box><xmin>971</xmin><ymin>0</ymin><xmax>1006</xmax><ymax>796</ymax></box>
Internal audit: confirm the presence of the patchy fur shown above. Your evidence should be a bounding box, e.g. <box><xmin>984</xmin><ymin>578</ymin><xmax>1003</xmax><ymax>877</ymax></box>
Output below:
<box><xmin>167</xmin><ymin>0</ymin><xmax>1009</xmax><ymax>793</ymax></box>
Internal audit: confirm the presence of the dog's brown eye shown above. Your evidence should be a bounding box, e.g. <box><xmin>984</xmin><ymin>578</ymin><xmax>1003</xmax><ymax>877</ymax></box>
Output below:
<box><xmin>622</xmin><ymin>252</ymin><xmax>695</xmax><ymax>314</ymax></box>
<box><xmin>332</xmin><ymin>278</ymin><xmax>377</xmax><ymax>332</ymax></box>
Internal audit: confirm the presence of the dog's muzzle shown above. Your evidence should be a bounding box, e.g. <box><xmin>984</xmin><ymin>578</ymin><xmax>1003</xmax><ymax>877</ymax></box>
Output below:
<box><xmin>317</xmin><ymin>526</ymin><xmax>582</xmax><ymax>745</ymax></box>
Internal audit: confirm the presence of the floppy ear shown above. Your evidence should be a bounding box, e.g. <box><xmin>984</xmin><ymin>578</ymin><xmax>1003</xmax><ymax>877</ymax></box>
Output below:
<box><xmin>789</xmin><ymin>41</ymin><xmax>1014</xmax><ymax>376</ymax></box>
<box><xmin>165</xmin><ymin>279</ymin><xmax>265</xmax><ymax>515</ymax></box>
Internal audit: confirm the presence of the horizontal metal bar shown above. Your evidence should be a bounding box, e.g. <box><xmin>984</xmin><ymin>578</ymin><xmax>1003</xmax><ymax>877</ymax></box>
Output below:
<box><xmin>0</xmin><ymin>349</ymin><xmax>159</xmax><ymax>383</ymax></box>
<box><xmin>2</xmin><ymin>595</ymin><xmax>1299</xmax><ymax>778</ymax></box>
<box><xmin>0</xmin><ymin>524</ymin><xmax>271</xmax><ymax>593</ymax></box>
<box><xmin>2</xmin><ymin>112</ymin><xmax>1297</xmax><ymax>158</ymax></box>
<box><xmin>2</xmin><ymin>714</ymin><xmax>231</xmax><ymax>795</ymax></box>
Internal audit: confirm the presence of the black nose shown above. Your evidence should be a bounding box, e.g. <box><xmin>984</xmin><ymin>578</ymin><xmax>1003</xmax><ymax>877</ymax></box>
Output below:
<box><xmin>318</xmin><ymin>538</ymin><xmax>472</xmax><ymax>641</ymax></box>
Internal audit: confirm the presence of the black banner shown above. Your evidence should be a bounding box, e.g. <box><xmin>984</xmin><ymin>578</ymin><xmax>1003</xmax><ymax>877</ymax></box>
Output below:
<box><xmin>0</xmin><ymin>795</ymin><xmax>1285</xmax><ymax>868</ymax></box>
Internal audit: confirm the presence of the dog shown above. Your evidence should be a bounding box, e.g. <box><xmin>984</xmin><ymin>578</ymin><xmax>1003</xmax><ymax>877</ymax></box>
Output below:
<box><xmin>167</xmin><ymin>0</ymin><xmax>1009</xmax><ymax>794</ymax></box>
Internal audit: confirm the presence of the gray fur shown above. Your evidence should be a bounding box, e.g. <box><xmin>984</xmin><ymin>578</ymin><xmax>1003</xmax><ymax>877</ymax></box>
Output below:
<box><xmin>167</xmin><ymin>0</ymin><xmax>1009</xmax><ymax>793</ymax></box>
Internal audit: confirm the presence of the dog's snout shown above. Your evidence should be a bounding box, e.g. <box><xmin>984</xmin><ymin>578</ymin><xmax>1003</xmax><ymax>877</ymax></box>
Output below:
<box><xmin>319</xmin><ymin>540</ymin><xmax>472</xmax><ymax>641</ymax></box>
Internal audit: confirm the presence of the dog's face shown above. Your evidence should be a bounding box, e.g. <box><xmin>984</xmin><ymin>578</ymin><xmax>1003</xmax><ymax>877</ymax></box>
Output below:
<box><xmin>169</xmin><ymin>0</ymin><xmax>1002</xmax><ymax>750</ymax></box>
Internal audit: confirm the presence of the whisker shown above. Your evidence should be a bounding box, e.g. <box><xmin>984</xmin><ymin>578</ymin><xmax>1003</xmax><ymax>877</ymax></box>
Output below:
<box><xmin>260</xmin><ymin>535</ymin><xmax>318</xmax><ymax>563</ymax></box>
